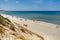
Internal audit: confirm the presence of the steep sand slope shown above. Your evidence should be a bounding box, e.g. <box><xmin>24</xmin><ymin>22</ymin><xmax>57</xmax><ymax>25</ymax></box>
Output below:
<box><xmin>1</xmin><ymin>14</ymin><xmax>60</xmax><ymax>40</ymax></box>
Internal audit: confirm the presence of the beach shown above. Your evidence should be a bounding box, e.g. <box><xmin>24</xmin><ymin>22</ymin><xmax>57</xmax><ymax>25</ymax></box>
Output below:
<box><xmin>1</xmin><ymin>14</ymin><xmax>60</xmax><ymax>40</ymax></box>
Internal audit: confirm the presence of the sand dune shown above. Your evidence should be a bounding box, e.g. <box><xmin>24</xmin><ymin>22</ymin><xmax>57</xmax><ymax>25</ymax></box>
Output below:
<box><xmin>1</xmin><ymin>14</ymin><xmax>60</xmax><ymax>40</ymax></box>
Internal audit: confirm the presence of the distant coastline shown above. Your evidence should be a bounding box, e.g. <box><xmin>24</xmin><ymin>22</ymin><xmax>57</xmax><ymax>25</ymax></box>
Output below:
<box><xmin>0</xmin><ymin>10</ymin><xmax>3</xmax><ymax>11</ymax></box>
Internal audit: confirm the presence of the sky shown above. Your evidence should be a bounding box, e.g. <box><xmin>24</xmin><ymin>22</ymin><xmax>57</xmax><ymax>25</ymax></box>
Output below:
<box><xmin>0</xmin><ymin>0</ymin><xmax>60</xmax><ymax>11</ymax></box>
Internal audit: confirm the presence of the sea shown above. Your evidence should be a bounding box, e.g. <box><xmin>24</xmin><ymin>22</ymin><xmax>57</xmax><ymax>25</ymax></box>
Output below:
<box><xmin>0</xmin><ymin>11</ymin><xmax>60</xmax><ymax>25</ymax></box>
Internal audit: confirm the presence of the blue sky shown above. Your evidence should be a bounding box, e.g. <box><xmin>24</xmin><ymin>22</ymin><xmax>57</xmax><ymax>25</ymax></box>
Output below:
<box><xmin>0</xmin><ymin>0</ymin><xmax>60</xmax><ymax>11</ymax></box>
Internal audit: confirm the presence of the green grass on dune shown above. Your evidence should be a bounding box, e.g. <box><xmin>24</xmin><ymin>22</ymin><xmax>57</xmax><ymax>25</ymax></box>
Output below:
<box><xmin>0</xmin><ymin>15</ymin><xmax>11</xmax><ymax>25</ymax></box>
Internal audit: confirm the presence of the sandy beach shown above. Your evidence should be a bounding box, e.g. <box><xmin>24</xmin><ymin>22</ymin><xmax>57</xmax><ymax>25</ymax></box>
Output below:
<box><xmin>1</xmin><ymin>14</ymin><xmax>60</xmax><ymax>40</ymax></box>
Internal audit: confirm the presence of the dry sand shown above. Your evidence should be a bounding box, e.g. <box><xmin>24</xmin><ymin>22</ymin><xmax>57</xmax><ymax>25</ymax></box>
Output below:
<box><xmin>1</xmin><ymin>14</ymin><xmax>60</xmax><ymax>40</ymax></box>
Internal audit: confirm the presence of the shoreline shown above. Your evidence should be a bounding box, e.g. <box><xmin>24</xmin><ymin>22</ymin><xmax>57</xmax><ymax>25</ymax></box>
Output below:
<box><xmin>1</xmin><ymin>14</ymin><xmax>60</xmax><ymax>28</ymax></box>
<box><xmin>1</xmin><ymin>14</ymin><xmax>60</xmax><ymax>40</ymax></box>
<box><xmin>1</xmin><ymin>13</ymin><xmax>60</xmax><ymax>25</ymax></box>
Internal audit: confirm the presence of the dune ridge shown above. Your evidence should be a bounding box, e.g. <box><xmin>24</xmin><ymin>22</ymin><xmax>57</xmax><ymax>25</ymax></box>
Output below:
<box><xmin>0</xmin><ymin>14</ymin><xmax>60</xmax><ymax>40</ymax></box>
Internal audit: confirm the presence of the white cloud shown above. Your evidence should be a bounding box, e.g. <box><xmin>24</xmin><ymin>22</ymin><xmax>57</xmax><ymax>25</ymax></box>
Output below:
<box><xmin>16</xmin><ymin>1</ymin><xmax>19</xmax><ymax>4</ymax></box>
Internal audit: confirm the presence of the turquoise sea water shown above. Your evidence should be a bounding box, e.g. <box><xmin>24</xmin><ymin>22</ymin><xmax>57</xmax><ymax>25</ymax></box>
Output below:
<box><xmin>0</xmin><ymin>11</ymin><xmax>60</xmax><ymax>25</ymax></box>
